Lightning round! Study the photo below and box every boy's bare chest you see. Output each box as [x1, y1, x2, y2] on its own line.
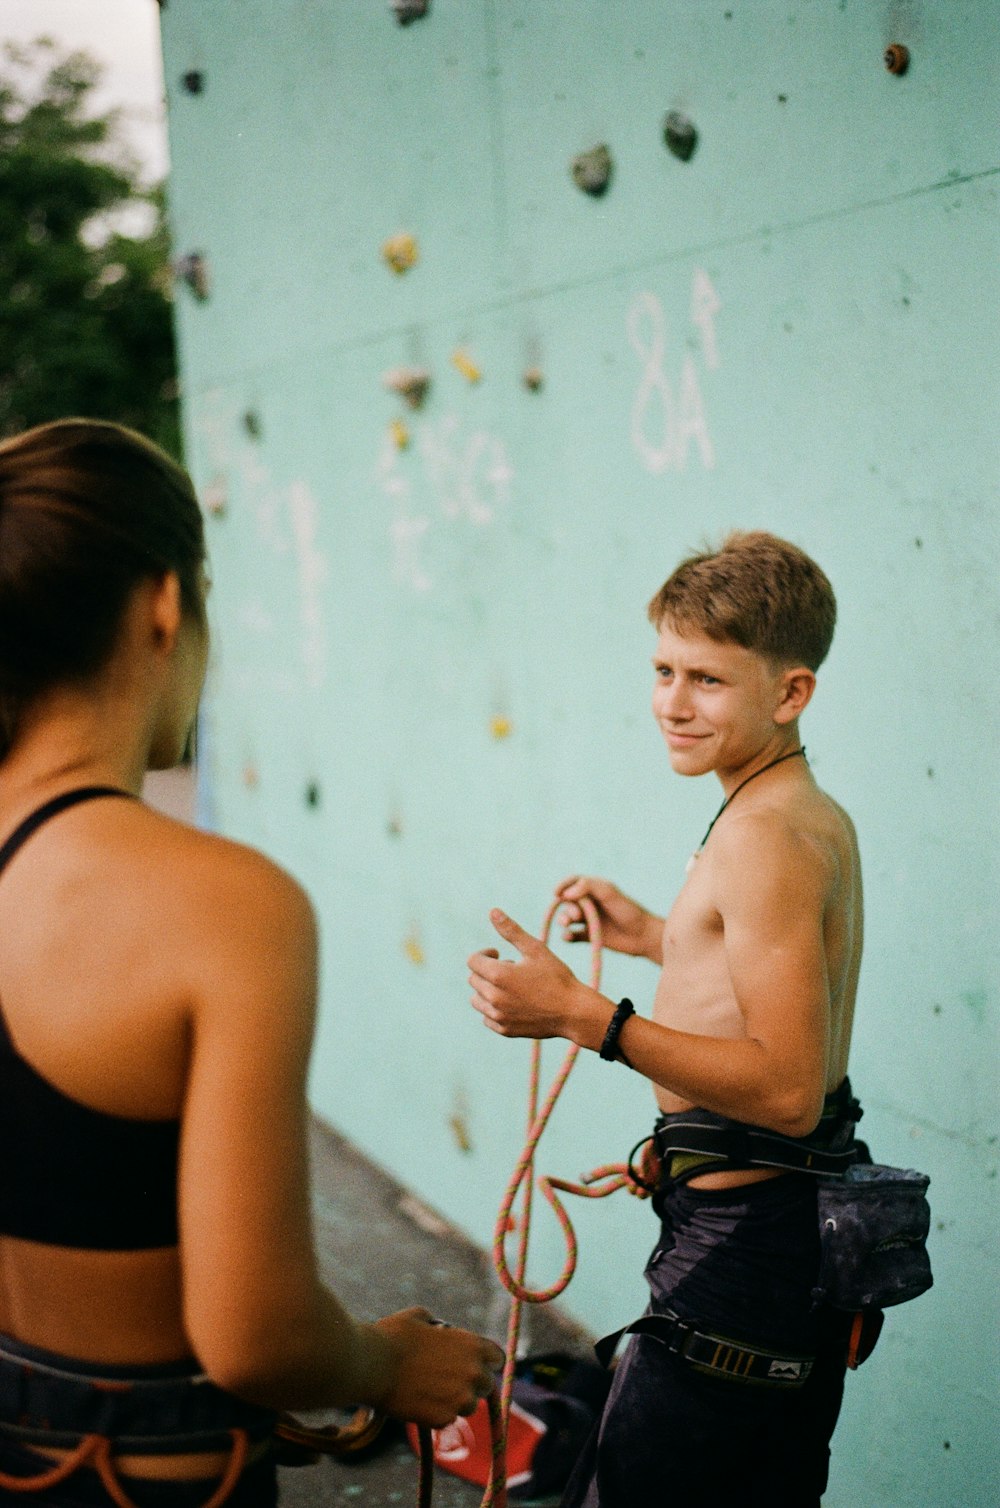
[653, 868, 743, 1037]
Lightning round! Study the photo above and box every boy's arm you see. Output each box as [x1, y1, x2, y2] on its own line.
[469, 815, 831, 1136]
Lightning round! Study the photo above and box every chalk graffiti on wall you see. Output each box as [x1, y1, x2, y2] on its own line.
[628, 267, 721, 475]
[375, 414, 514, 591]
[194, 391, 329, 688]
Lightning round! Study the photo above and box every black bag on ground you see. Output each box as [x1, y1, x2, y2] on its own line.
[509, 1352, 611, 1500]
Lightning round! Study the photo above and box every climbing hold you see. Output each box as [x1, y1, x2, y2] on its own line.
[490, 715, 513, 741]
[175, 251, 210, 301]
[383, 366, 432, 409]
[381, 233, 419, 274]
[522, 366, 544, 392]
[305, 781, 321, 809]
[242, 409, 262, 439]
[388, 418, 410, 450]
[242, 764, 259, 790]
[448, 1109, 473, 1154]
[202, 476, 228, 518]
[387, 811, 403, 838]
[663, 111, 698, 161]
[571, 144, 613, 196]
[181, 71, 204, 95]
[403, 929, 426, 966]
[390, 0, 430, 24]
[451, 348, 481, 383]
[884, 43, 910, 75]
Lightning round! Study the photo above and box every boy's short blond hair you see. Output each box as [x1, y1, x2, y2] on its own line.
[648, 531, 836, 671]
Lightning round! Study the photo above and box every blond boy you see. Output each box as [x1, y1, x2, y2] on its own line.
[469, 532, 862, 1506]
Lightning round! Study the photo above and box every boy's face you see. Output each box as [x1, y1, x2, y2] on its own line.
[651, 620, 796, 779]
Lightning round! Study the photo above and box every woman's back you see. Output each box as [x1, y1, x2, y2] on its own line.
[0, 787, 272, 1366]
[0, 420, 502, 1500]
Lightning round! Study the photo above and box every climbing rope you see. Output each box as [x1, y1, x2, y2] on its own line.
[280, 893, 647, 1506]
[276, 1379, 507, 1508]
[491, 896, 652, 1460]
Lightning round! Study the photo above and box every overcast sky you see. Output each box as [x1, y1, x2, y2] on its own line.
[0, 0, 168, 181]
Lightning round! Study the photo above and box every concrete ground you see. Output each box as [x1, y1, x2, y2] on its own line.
[278, 1119, 594, 1507]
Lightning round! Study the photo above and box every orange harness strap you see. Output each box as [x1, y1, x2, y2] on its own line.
[0, 1429, 249, 1508]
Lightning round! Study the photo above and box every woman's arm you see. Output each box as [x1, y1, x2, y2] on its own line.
[179, 840, 500, 1421]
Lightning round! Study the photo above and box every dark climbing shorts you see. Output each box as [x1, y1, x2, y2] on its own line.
[560, 1175, 849, 1508]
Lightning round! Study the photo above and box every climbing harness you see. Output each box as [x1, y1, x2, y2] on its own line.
[0, 1335, 273, 1508]
[0, 1340, 502, 1508]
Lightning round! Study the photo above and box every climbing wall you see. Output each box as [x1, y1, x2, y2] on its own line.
[160, 4, 998, 1503]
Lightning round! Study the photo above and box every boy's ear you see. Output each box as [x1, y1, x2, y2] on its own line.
[774, 665, 816, 724]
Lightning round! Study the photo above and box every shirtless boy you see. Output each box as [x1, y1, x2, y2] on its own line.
[468, 531, 863, 1507]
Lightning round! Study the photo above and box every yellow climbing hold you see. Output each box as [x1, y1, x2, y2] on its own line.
[403, 930, 426, 966]
[382, 233, 419, 274]
[451, 348, 482, 384]
[389, 417, 411, 450]
[490, 715, 513, 741]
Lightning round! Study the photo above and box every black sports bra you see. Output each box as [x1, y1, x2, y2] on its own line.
[0, 787, 180, 1250]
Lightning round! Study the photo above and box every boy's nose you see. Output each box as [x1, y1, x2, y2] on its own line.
[655, 681, 693, 720]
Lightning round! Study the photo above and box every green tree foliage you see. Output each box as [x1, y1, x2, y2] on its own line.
[0, 40, 181, 456]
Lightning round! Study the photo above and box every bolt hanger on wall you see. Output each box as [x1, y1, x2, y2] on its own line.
[571, 144, 613, 196]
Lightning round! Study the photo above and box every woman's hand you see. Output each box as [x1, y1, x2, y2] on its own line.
[372, 1308, 504, 1428]
[555, 876, 664, 963]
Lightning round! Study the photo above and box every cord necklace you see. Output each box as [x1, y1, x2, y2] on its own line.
[691, 746, 808, 863]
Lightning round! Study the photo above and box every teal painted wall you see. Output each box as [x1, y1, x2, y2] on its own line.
[160, 4, 998, 1502]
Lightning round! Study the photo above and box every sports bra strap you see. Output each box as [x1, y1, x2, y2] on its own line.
[0, 787, 134, 879]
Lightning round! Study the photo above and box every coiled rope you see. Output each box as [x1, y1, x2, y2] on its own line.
[280, 893, 650, 1506]
[491, 896, 651, 1456]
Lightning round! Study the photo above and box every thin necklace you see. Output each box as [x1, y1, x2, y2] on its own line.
[692, 746, 808, 858]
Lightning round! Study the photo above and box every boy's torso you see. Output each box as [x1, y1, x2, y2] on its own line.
[652, 780, 862, 1127]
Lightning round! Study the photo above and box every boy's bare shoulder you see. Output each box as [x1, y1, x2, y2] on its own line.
[707, 801, 838, 896]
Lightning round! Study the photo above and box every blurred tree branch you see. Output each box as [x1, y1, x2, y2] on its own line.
[0, 39, 181, 456]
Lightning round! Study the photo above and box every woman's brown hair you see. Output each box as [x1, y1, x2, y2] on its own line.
[0, 419, 205, 760]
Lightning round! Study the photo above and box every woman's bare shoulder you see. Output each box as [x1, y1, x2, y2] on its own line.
[103, 803, 318, 1000]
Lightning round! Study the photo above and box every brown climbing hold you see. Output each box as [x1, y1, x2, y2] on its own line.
[383, 366, 432, 409]
[571, 144, 613, 196]
[884, 43, 909, 75]
[663, 111, 698, 162]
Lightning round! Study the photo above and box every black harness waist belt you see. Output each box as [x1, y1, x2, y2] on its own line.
[653, 1079, 865, 1186]
[595, 1311, 815, 1388]
[0, 1334, 276, 1455]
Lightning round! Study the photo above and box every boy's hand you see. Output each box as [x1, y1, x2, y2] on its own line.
[373, 1308, 504, 1428]
[556, 876, 664, 964]
[468, 909, 601, 1041]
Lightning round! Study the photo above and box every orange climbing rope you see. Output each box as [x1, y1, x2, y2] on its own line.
[490, 896, 652, 1466]
[282, 896, 643, 1508]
